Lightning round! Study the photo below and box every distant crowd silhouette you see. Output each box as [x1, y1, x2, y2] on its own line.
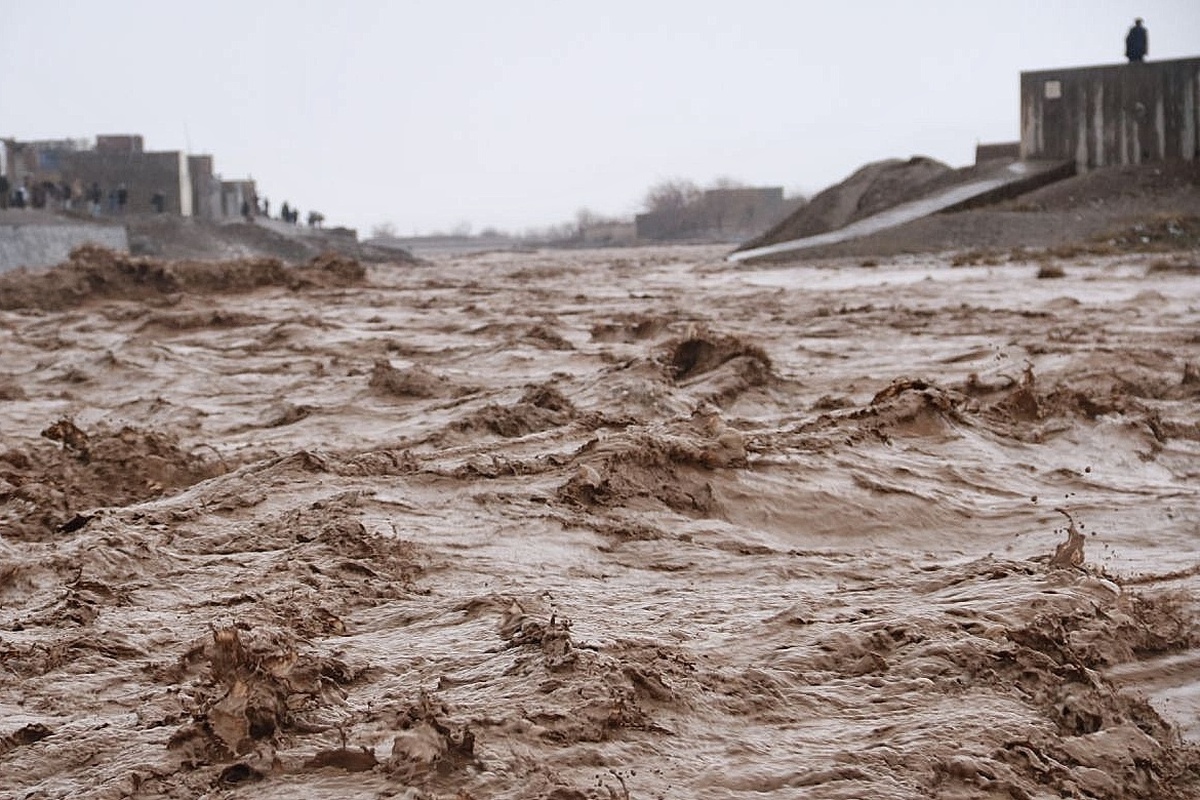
[242, 197, 323, 227]
[0, 175, 129, 214]
[1, 173, 324, 229]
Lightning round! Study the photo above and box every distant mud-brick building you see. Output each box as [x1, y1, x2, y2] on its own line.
[2, 134, 249, 220]
[1020, 56, 1200, 170]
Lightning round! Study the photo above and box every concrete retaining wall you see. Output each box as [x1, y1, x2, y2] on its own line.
[0, 222, 129, 272]
[1021, 56, 1200, 170]
[975, 142, 1021, 163]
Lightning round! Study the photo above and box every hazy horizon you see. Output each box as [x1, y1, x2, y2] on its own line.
[3, 1, 1197, 235]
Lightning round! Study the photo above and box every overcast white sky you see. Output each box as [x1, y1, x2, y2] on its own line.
[2, 1, 1197, 235]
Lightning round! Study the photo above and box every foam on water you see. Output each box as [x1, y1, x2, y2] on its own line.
[0, 245, 1197, 798]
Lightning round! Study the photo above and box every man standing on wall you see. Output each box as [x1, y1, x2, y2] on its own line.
[1125, 18, 1148, 63]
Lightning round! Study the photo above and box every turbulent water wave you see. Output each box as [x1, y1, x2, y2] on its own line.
[0, 245, 1198, 798]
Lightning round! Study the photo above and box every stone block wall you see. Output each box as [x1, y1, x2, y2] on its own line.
[0, 220, 129, 271]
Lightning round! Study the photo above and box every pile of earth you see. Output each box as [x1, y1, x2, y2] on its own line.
[0, 418, 229, 541]
[1010, 161, 1200, 213]
[740, 156, 953, 249]
[0, 245, 369, 311]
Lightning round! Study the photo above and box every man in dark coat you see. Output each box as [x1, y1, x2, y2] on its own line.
[1125, 18, 1148, 62]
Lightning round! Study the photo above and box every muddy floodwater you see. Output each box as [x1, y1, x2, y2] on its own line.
[1, 245, 1198, 799]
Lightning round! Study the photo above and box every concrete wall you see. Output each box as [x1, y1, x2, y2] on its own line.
[1021, 56, 1200, 169]
[0, 221, 129, 271]
[220, 180, 257, 218]
[95, 135, 144, 154]
[176, 152, 193, 217]
[189, 155, 222, 220]
[62, 150, 190, 215]
[975, 142, 1021, 163]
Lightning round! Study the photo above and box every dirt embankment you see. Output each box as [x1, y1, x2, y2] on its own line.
[0, 245, 368, 311]
[741, 157, 953, 250]
[742, 161, 1200, 263]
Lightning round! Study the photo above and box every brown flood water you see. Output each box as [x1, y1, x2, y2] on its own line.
[1, 245, 1198, 799]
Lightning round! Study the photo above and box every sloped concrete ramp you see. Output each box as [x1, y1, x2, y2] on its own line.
[729, 159, 1073, 263]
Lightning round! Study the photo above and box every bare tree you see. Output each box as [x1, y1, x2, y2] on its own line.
[575, 207, 598, 236]
[576, 206, 619, 238]
[371, 221, 399, 239]
[642, 178, 701, 213]
[708, 175, 748, 190]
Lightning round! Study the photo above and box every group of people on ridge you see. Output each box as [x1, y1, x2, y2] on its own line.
[0, 175, 128, 215]
[0, 173, 324, 227]
[239, 197, 323, 228]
